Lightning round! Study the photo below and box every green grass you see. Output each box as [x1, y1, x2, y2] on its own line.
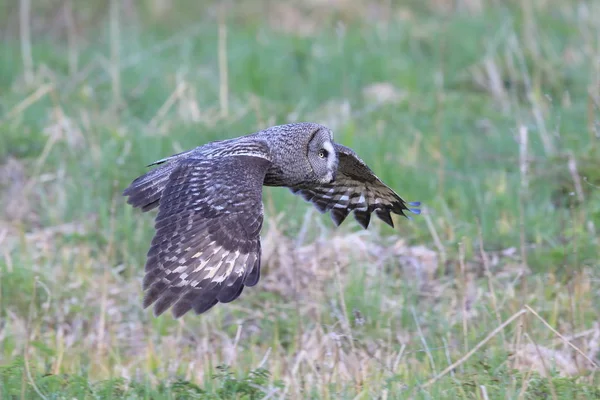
[1, 0, 599, 398]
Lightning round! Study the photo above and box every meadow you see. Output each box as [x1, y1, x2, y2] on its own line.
[1, 0, 599, 398]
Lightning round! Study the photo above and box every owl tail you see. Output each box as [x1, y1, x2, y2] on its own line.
[123, 162, 177, 212]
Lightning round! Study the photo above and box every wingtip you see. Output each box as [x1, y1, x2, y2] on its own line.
[375, 209, 395, 228]
[354, 210, 371, 229]
[330, 208, 349, 227]
[122, 185, 133, 197]
[142, 295, 154, 310]
[153, 307, 164, 317]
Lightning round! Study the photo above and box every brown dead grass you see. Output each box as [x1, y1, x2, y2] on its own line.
[5, 180, 596, 392]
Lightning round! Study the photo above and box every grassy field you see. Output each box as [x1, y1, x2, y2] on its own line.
[1, 0, 599, 398]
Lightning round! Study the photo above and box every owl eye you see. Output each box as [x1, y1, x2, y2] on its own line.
[318, 149, 328, 158]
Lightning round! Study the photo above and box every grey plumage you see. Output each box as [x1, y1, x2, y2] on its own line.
[123, 122, 420, 318]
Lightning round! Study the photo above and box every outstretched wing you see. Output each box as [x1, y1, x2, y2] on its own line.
[124, 152, 272, 318]
[290, 144, 420, 228]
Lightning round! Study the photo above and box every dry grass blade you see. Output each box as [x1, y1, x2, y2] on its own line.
[525, 305, 599, 370]
[147, 81, 187, 130]
[110, 0, 121, 106]
[24, 278, 49, 400]
[411, 306, 437, 375]
[567, 152, 585, 203]
[19, 0, 34, 85]
[477, 222, 505, 344]
[480, 384, 490, 400]
[422, 207, 446, 267]
[218, 8, 229, 118]
[526, 333, 559, 400]
[421, 308, 528, 389]
[1, 83, 54, 123]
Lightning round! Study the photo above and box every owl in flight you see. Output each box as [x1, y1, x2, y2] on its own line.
[123, 123, 420, 318]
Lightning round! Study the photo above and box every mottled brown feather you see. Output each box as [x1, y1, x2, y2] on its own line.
[127, 154, 271, 318]
[290, 143, 415, 228]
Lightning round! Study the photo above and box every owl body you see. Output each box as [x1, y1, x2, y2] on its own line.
[124, 122, 419, 318]
[153, 123, 335, 188]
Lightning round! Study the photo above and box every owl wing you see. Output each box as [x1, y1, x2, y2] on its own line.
[125, 151, 272, 318]
[290, 144, 420, 229]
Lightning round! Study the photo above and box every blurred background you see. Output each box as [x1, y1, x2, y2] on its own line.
[1, 0, 599, 398]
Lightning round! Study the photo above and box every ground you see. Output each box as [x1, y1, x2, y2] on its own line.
[0, 0, 599, 399]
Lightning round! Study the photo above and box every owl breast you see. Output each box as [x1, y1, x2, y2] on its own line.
[263, 162, 315, 187]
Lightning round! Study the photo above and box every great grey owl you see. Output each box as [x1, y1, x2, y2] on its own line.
[123, 122, 420, 318]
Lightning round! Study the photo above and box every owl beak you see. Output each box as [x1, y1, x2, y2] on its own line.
[330, 170, 337, 183]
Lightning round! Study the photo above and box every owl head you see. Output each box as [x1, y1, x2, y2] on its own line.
[307, 126, 338, 184]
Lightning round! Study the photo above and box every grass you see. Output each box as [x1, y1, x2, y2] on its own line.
[1, 0, 599, 398]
